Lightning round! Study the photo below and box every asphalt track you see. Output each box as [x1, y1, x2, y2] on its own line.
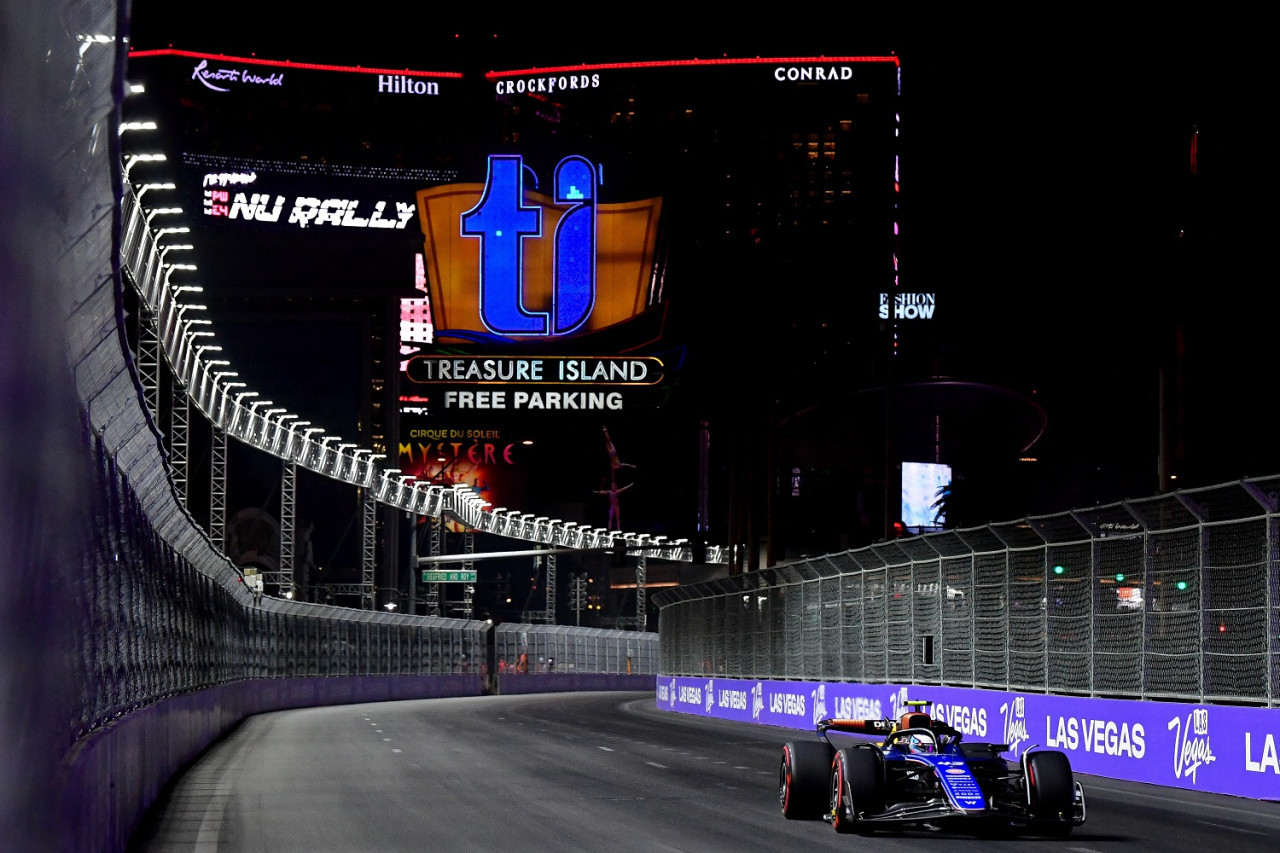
[128, 691, 1280, 852]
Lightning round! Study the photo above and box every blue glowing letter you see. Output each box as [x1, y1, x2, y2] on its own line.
[552, 156, 596, 334]
[462, 155, 546, 335]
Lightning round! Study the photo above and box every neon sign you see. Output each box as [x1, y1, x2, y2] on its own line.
[202, 185, 415, 230]
[462, 154, 597, 337]
[191, 59, 283, 92]
[878, 292, 937, 320]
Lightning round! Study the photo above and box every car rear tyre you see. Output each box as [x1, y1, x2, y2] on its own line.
[1026, 750, 1074, 832]
[779, 741, 832, 820]
[830, 748, 882, 834]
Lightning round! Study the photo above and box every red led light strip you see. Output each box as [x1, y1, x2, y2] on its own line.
[486, 55, 899, 79]
[126, 49, 897, 80]
[126, 48, 464, 78]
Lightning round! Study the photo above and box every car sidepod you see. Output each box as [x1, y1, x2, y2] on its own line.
[918, 755, 987, 812]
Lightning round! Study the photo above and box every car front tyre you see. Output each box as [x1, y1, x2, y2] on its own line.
[830, 748, 881, 834]
[779, 741, 832, 820]
[1026, 750, 1075, 835]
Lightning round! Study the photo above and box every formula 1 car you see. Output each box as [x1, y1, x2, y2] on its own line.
[779, 699, 1085, 836]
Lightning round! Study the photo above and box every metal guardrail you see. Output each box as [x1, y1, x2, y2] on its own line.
[654, 478, 1279, 707]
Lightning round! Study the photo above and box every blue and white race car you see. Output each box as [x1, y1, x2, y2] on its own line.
[779, 699, 1086, 836]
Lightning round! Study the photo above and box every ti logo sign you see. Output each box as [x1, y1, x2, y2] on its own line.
[463, 154, 596, 337]
[416, 155, 661, 345]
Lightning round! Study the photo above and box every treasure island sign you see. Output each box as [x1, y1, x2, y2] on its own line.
[405, 153, 670, 413]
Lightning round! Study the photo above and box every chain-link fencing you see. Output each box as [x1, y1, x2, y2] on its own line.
[72, 424, 495, 737]
[495, 624, 659, 675]
[654, 480, 1279, 706]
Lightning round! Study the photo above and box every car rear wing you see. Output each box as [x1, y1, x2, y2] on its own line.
[816, 718, 895, 737]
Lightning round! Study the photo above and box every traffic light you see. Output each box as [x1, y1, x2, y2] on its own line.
[1053, 565, 1066, 576]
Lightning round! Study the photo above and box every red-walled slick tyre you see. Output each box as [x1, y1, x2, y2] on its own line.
[779, 741, 832, 820]
[830, 747, 883, 834]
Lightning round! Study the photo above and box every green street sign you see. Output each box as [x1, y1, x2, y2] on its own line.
[421, 570, 477, 583]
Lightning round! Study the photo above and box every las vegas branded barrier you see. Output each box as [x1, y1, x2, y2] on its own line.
[655, 677, 1280, 801]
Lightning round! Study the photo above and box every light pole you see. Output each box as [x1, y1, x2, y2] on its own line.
[246, 400, 274, 438]
[157, 243, 193, 262]
[160, 299, 197, 340]
[228, 390, 258, 432]
[335, 443, 356, 478]
[163, 263, 198, 296]
[192, 344, 221, 362]
[200, 368, 232, 412]
[183, 343, 221, 386]
[318, 435, 342, 471]
[396, 474, 417, 502]
[283, 420, 310, 457]
[215, 381, 245, 424]
[135, 182, 176, 202]
[176, 329, 215, 379]
[123, 152, 165, 178]
[199, 365, 232, 411]
[119, 120, 158, 135]
[168, 310, 210, 354]
[349, 447, 372, 480]
[145, 206, 183, 224]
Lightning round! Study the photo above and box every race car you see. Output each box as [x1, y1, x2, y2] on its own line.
[779, 699, 1086, 836]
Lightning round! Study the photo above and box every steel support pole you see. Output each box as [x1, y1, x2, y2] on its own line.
[210, 426, 227, 550]
[279, 460, 296, 599]
[361, 488, 376, 610]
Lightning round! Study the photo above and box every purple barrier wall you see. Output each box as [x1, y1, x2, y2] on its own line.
[656, 676, 1280, 801]
[59, 675, 484, 853]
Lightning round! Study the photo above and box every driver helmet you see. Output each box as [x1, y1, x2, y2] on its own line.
[908, 734, 935, 754]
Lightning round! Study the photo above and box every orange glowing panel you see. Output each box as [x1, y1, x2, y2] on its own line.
[416, 183, 662, 343]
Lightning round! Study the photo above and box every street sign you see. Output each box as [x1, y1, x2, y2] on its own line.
[422, 570, 477, 583]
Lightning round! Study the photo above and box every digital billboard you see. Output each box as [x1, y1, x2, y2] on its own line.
[901, 460, 951, 530]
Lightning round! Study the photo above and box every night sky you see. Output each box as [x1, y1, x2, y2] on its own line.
[122, 7, 1265, 523]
